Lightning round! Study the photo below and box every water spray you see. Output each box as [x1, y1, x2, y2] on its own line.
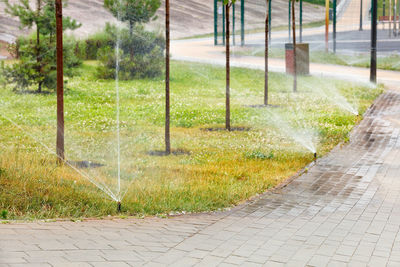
[117, 201, 121, 212]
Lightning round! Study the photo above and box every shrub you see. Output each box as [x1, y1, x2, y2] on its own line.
[1, 35, 82, 92]
[95, 24, 164, 80]
[1, 210, 8, 220]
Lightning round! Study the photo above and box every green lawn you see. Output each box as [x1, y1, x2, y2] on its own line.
[0, 60, 382, 220]
[234, 47, 400, 71]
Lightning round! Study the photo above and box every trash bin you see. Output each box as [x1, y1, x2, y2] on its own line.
[285, 43, 309, 76]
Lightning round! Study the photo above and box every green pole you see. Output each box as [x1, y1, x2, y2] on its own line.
[223, 0, 226, 46]
[300, 0, 303, 42]
[214, 0, 218, 45]
[241, 0, 245, 46]
[288, 0, 291, 42]
[269, 0, 272, 44]
[333, 0, 337, 52]
[233, 3, 236, 46]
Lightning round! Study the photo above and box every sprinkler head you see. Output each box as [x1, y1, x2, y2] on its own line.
[314, 152, 317, 161]
[117, 201, 121, 212]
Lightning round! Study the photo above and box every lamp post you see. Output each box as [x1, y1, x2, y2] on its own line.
[56, 0, 64, 164]
[370, 0, 377, 83]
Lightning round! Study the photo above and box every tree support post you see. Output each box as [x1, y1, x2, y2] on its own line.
[56, 0, 64, 165]
[165, 0, 171, 154]
[370, 0, 377, 83]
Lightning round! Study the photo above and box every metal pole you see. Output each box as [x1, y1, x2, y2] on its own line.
[300, 0, 303, 43]
[389, 0, 392, 37]
[398, 0, 400, 35]
[325, 0, 329, 52]
[333, 0, 337, 53]
[383, 0, 386, 16]
[223, 0, 226, 45]
[370, 0, 377, 83]
[241, 0, 245, 46]
[214, 0, 218, 45]
[165, 0, 171, 154]
[268, 0, 272, 44]
[360, 0, 363, 30]
[395, 0, 398, 36]
[292, 0, 297, 92]
[226, 3, 231, 131]
[289, 0, 291, 42]
[56, 0, 64, 164]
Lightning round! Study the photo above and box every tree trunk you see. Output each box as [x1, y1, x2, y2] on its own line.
[292, 0, 297, 92]
[36, 0, 41, 93]
[56, 0, 65, 164]
[226, 3, 231, 131]
[165, 0, 171, 154]
[264, 0, 269, 106]
[129, 21, 134, 60]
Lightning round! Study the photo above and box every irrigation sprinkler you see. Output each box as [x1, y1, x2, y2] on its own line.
[117, 201, 122, 212]
[314, 152, 317, 161]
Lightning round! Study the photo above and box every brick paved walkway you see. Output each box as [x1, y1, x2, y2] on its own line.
[2, 89, 400, 266]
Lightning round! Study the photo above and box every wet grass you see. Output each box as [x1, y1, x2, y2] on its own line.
[0, 60, 383, 220]
[234, 47, 400, 71]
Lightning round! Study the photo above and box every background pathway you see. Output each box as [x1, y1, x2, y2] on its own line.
[2, 86, 400, 266]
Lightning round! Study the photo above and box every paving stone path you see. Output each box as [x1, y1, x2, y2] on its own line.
[2, 89, 400, 266]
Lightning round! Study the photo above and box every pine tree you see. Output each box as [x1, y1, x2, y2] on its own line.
[2, 0, 80, 92]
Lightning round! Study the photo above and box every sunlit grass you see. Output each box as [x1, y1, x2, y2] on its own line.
[0, 60, 383, 220]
